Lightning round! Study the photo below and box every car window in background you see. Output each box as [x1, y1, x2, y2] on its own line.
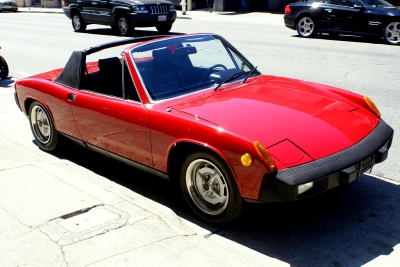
[362, 0, 392, 7]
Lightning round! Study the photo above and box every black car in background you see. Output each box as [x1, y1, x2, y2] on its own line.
[284, 0, 400, 45]
[62, 0, 177, 35]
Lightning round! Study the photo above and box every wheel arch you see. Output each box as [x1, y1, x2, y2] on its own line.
[69, 7, 82, 18]
[112, 6, 132, 23]
[166, 140, 236, 186]
[24, 97, 57, 130]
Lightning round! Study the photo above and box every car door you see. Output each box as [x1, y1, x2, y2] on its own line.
[68, 58, 152, 166]
[321, 0, 366, 33]
[91, 0, 113, 23]
[78, 0, 94, 22]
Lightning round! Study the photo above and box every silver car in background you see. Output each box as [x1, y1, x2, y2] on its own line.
[0, 0, 18, 12]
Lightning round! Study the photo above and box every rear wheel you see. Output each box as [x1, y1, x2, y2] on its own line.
[180, 152, 243, 224]
[116, 15, 133, 36]
[29, 101, 59, 151]
[72, 13, 86, 32]
[0, 56, 8, 79]
[384, 22, 400, 45]
[297, 16, 317, 38]
[156, 24, 172, 34]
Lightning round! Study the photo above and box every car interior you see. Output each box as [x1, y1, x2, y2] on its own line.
[134, 46, 228, 100]
[84, 57, 140, 102]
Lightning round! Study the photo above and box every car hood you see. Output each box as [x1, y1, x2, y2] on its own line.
[169, 76, 378, 161]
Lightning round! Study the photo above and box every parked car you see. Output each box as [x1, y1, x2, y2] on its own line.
[0, 46, 9, 79]
[0, 0, 18, 12]
[14, 34, 394, 223]
[284, 0, 400, 45]
[61, 0, 176, 35]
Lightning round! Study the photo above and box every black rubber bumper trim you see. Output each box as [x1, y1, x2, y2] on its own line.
[14, 92, 21, 111]
[276, 119, 394, 186]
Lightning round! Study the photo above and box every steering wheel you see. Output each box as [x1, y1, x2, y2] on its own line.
[199, 64, 228, 83]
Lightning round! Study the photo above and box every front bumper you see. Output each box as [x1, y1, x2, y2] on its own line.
[128, 11, 177, 27]
[0, 5, 18, 11]
[255, 119, 394, 203]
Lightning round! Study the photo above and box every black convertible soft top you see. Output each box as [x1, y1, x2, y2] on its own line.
[53, 36, 168, 89]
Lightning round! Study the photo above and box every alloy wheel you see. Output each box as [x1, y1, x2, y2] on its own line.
[385, 22, 400, 45]
[30, 105, 52, 144]
[185, 159, 229, 215]
[298, 17, 315, 37]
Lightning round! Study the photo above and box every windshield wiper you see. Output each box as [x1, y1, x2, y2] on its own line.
[213, 71, 245, 91]
[242, 66, 258, 84]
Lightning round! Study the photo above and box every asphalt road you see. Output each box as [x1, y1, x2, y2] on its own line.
[1, 11, 399, 267]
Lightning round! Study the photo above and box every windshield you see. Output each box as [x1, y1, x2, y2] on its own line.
[130, 34, 259, 101]
[361, 0, 392, 7]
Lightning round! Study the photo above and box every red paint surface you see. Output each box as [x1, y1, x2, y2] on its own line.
[14, 48, 380, 200]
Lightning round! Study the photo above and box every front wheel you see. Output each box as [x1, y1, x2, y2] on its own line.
[180, 152, 243, 224]
[156, 24, 172, 34]
[116, 15, 133, 36]
[297, 16, 317, 38]
[384, 22, 400, 45]
[29, 101, 59, 151]
[0, 56, 9, 79]
[72, 14, 86, 32]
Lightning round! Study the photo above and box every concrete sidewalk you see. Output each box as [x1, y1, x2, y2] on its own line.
[0, 80, 289, 266]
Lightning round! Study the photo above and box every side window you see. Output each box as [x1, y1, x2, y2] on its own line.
[122, 59, 140, 102]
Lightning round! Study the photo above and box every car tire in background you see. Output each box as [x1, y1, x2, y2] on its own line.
[180, 151, 243, 224]
[115, 15, 133, 36]
[29, 101, 59, 152]
[0, 56, 9, 79]
[71, 13, 87, 32]
[297, 15, 317, 38]
[156, 24, 172, 34]
[383, 22, 400, 45]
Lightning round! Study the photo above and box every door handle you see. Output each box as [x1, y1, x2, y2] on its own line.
[68, 93, 76, 102]
[325, 8, 332, 12]
[92, 2, 97, 4]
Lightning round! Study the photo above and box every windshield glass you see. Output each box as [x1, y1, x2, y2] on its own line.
[130, 34, 258, 101]
[361, 0, 392, 7]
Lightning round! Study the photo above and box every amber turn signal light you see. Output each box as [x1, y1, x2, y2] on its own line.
[364, 96, 381, 118]
[241, 153, 253, 167]
[254, 141, 276, 172]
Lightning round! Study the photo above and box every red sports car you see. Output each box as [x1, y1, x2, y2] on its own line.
[14, 34, 394, 224]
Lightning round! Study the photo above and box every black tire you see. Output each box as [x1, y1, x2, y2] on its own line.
[383, 22, 400, 45]
[29, 101, 59, 151]
[116, 15, 133, 36]
[156, 24, 172, 34]
[72, 13, 87, 32]
[297, 16, 317, 38]
[0, 56, 9, 79]
[180, 152, 243, 224]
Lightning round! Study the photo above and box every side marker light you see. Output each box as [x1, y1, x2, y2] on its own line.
[241, 153, 253, 167]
